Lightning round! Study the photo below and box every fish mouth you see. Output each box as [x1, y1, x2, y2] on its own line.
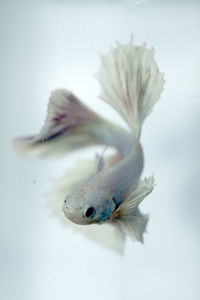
[62, 203, 81, 224]
[88, 219, 98, 224]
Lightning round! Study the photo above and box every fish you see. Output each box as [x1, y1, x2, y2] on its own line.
[14, 36, 164, 247]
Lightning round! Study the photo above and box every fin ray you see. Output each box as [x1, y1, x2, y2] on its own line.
[112, 176, 154, 242]
[95, 146, 108, 172]
[95, 37, 165, 137]
[113, 175, 154, 218]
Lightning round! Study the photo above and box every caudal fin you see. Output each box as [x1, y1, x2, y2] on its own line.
[14, 37, 164, 156]
[95, 36, 165, 138]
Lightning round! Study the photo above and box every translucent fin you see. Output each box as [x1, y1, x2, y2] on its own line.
[48, 159, 125, 254]
[14, 89, 105, 157]
[95, 146, 107, 172]
[113, 176, 154, 218]
[118, 209, 149, 243]
[112, 176, 154, 242]
[95, 36, 165, 138]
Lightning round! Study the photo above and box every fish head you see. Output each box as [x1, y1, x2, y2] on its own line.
[62, 188, 115, 225]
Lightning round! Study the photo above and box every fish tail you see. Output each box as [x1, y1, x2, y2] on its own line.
[95, 35, 165, 139]
[14, 89, 128, 157]
[14, 37, 164, 157]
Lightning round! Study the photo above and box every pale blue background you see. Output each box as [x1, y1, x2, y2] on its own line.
[0, 0, 199, 299]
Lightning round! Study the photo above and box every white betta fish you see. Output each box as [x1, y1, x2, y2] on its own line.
[15, 36, 164, 246]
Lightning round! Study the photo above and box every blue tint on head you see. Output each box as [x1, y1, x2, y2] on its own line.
[99, 199, 114, 222]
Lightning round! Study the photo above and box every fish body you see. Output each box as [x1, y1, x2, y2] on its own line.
[64, 143, 143, 225]
[15, 36, 164, 243]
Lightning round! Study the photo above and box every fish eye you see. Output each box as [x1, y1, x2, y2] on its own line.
[64, 195, 71, 204]
[85, 206, 95, 218]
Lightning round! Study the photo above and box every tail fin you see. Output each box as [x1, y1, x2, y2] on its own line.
[95, 36, 165, 138]
[14, 37, 164, 157]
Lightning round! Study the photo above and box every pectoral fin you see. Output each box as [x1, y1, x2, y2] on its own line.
[113, 176, 154, 242]
[113, 176, 154, 219]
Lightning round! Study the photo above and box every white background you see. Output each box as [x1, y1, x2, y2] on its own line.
[0, 0, 199, 299]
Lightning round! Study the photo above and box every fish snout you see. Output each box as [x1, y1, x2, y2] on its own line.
[62, 201, 76, 223]
[62, 195, 74, 220]
[62, 197, 87, 225]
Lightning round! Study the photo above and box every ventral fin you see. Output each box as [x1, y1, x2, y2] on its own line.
[95, 146, 108, 172]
